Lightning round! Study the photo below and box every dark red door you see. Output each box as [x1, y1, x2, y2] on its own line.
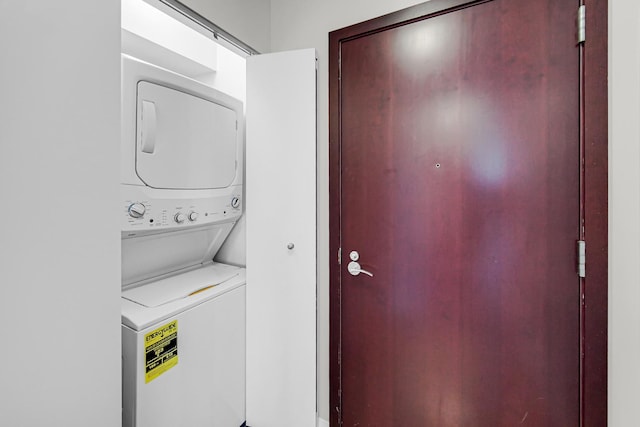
[331, 0, 581, 425]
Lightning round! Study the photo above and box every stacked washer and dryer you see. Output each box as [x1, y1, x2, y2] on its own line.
[120, 54, 247, 427]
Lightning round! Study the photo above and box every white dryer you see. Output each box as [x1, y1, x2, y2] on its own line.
[120, 54, 246, 427]
[120, 54, 244, 286]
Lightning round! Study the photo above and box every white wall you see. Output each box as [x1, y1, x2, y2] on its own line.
[0, 2, 121, 427]
[123, 0, 246, 101]
[208, 45, 248, 267]
[609, 0, 640, 425]
[180, 0, 271, 53]
[209, 44, 249, 267]
[123, 0, 218, 75]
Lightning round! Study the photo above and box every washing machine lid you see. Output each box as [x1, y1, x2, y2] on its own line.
[122, 262, 240, 308]
[122, 263, 246, 331]
[135, 80, 239, 190]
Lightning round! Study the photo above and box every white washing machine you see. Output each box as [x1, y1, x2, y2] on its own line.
[122, 263, 246, 427]
[120, 52, 246, 427]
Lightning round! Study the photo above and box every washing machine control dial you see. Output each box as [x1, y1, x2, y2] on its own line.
[231, 197, 241, 209]
[128, 203, 146, 219]
[174, 212, 187, 224]
[188, 211, 199, 222]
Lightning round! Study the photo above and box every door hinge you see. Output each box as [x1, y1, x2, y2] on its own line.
[577, 240, 586, 278]
[576, 5, 586, 45]
[338, 247, 342, 264]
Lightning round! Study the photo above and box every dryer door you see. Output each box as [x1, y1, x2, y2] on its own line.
[135, 81, 238, 189]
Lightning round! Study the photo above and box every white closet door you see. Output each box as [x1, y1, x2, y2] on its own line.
[246, 49, 317, 427]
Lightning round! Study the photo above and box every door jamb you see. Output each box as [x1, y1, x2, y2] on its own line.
[328, 0, 608, 426]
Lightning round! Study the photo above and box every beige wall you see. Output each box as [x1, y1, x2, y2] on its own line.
[180, 0, 271, 53]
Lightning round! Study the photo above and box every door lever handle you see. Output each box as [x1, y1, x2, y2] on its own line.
[348, 261, 373, 277]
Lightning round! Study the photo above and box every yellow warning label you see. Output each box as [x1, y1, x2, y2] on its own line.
[145, 320, 178, 383]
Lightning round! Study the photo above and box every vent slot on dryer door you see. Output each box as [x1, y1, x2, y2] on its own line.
[135, 81, 238, 190]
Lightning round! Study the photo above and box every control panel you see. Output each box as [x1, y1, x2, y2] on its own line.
[122, 186, 242, 236]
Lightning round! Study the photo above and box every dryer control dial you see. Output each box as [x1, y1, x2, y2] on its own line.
[231, 197, 241, 209]
[174, 212, 187, 224]
[128, 203, 146, 219]
[188, 211, 199, 222]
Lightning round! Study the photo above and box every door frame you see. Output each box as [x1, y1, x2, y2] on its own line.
[328, 0, 608, 425]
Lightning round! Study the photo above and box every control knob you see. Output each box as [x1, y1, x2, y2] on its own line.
[174, 212, 187, 224]
[231, 197, 241, 209]
[128, 203, 146, 219]
[188, 211, 199, 222]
